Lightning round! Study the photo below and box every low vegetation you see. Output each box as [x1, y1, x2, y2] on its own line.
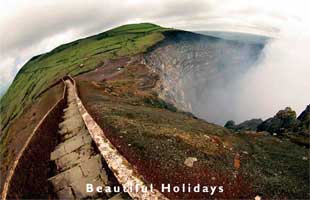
[77, 60, 309, 199]
[0, 23, 171, 138]
[0, 23, 171, 189]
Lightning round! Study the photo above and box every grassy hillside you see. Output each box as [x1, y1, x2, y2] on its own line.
[0, 23, 171, 137]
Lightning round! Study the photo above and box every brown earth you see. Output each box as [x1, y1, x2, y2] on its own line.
[6, 89, 67, 199]
[76, 56, 254, 199]
[0, 82, 64, 193]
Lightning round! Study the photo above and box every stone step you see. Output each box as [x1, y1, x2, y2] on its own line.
[63, 109, 80, 119]
[49, 155, 108, 199]
[51, 131, 92, 160]
[61, 128, 89, 141]
[54, 144, 94, 172]
[59, 116, 84, 130]
[109, 192, 128, 200]
[49, 164, 84, 192]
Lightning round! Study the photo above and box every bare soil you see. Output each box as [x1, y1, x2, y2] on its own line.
[76, 56, 309, 199]
[0, 83, 64, 194]
[76, 57, 253, 199]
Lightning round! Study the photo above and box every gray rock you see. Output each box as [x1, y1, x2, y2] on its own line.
[184, 157, 198, 167]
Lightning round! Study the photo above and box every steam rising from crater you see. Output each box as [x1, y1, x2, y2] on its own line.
[196, 17, 310, 124]
[196, 2, 310, 124]
[146, 18, 310, 125]
[220, 23, 310, 124]
[189, 36, 309, 124]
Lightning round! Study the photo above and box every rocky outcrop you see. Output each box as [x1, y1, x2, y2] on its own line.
[224, 120, 236, 130]
[225, 106, 309, 137]
[225, 119, 263, 132]
[257, 107, 299, 134]
[298, 105, 310, 121]
[297, 105, 310, 136]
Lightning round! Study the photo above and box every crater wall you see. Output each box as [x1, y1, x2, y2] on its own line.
[144, 31, 265, 124]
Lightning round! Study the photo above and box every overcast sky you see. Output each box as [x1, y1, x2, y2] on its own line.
[0, 0, 308, 95]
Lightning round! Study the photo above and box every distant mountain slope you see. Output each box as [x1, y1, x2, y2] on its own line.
[0, 23, 171, 136]
[197, 31, 270, 44]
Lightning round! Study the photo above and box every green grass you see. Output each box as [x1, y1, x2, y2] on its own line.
[0, 23, 171, 138]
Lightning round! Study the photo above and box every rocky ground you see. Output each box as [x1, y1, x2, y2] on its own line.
[76, 56, 309, 199]
[225, 106, 310, 147]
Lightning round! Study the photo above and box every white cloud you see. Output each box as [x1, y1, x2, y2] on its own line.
[0, 0, 309, 121]
[179, 0, 310, 123]
[0, 57, 15, 91]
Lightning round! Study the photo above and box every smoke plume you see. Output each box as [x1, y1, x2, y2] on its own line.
[188, 10, 310, 125]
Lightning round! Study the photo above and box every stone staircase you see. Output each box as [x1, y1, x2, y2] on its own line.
[48, 80, 128, 199]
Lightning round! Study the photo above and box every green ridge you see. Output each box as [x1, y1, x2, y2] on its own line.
[0, 23, 171, 137]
